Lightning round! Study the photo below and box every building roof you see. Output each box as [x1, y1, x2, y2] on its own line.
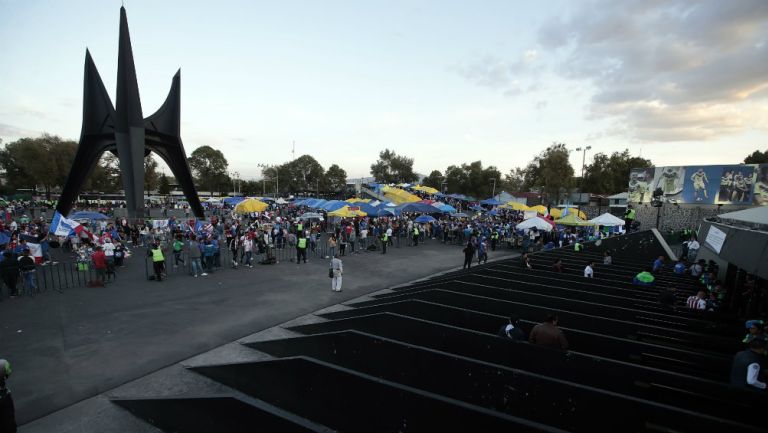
[718, 207, 768, 226]
[607, 192, 628, 200]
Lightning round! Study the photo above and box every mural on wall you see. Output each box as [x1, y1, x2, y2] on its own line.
[628, 168, 655, 203]
[629, 164, 766, 205]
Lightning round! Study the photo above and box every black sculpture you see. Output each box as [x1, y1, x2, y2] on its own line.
[57, 7, 205, 219]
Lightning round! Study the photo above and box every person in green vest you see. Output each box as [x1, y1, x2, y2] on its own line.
[412, 225, 420, 246]
[172, 236, 185, 268]
[573, 240, 583, 252]
[147, 241, 165, 282]
[296, 235, 308, 264]
[633, 267, 655, 286]
[490, 230, 499, 251]
[381, 231, 388, 254]
[624, 205, 636, 232]
[296, 221, 303, 235]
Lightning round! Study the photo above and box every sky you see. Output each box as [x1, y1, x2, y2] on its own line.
[1, 0, 767, 181]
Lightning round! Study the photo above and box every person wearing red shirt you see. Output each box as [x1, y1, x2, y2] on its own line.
[91, 246, 107, 284]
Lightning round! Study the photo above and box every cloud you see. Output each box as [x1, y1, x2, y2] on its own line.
[539, 0, 768, 141]
[454, 50, 542, 97]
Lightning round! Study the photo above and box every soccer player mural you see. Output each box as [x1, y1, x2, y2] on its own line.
[752, 165, 768, 206]
[716, 165, 756, 204]
[628, 168, 654, 203]
[653, 166, 685, 200]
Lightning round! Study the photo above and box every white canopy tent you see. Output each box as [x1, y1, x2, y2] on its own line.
[589, 212, 626, 227]
[516, 216, 554, 232]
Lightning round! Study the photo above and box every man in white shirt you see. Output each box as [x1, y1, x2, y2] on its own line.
[687, 239, 700, 261]
[686, 291, 707, 310]
[731, 337, 767, 390]
[584, 261, 595, 278]
[330, 254, 343, 292]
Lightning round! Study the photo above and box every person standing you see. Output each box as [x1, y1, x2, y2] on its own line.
[330, 254, 343, 292]
[380, 230, 388, 254]
[172, 236, 185, 268]
[687, 238, 700, 261]
[202, 239, 216, 274]
[296, 235, 308, 264]
[91, 246, 107, 284]
[0, 252, 19, 298]
[18, 249, 37, 296]
[412, 225, 420, 246]
[624, 205, 636, 232]
[462, 240, 475, 269]
[148, 241, 165, 282]
[529, 313, 569, 350]
[241, 234, 253, 268]
[188, 236, 204, 277]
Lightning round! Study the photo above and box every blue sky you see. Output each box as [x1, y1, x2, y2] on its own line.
[1, 0, 766, 180]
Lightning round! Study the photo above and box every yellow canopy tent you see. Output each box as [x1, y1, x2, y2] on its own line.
[528, 205, 548, 214]
[234, 198, 268, 214]
[345, 197, 371, 203]
[502, 201, 529, 211]
[328, 206, 367, 217]
[554, 213, 594, 226]
[549, 208, 563, 218]
[381, 186, 420, 204]
[413, 185, 439, 194]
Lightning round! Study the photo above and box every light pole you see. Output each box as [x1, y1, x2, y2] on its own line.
[490, 179, 496, 199]
[257, 164, 279, 198]
[231, 171, 239, 196]
[574, 146, 591, 208]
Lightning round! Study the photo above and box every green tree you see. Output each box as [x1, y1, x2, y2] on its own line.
[0, 134, 78, 198]
[144, 154, 160, 192]
[158, 173, 171, 196]
[324, 164, 347, 193]
[503, 167, 526, 192]
[268, 155, 325, 194]
[444, 165, 468, 195]
[422, 170, 444, 190]
[582, 149, 652, 194]
[370, 149, 418, 184]
[441, 162, 501, 198]
[187, 145, 229, 194]
[744, 149, 768, 164]
[525, 143, 574, 205]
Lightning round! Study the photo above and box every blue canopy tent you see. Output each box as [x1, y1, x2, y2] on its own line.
[450, 212, 469, 218]
[307, 199, 328, 209]
[434, 203, 457, 213]
[223, 197, 245, 205]
[373, 208, 396, 217]
[321, 201, 347, 211]
[68, 211, 109, 220]
[414, 215, 436, 224]
[488, 209, 500, 216]
[480, 198, 503, 206]
[469, 205, 485, 212]
[397, 202, 440, 213]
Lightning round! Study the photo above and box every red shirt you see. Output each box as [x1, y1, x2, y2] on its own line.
[92, 250, 107, 269]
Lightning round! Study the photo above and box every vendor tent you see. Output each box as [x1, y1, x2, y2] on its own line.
[234, 199, 268, 214]
[554, 213, 594, 226]
[589, 212, 626, 227]
[502, 201, 529, 211]
[414, 215, 436, 224]
[516, 216, 554, 232]
[397, 202, 440, 213]
[327, 206, 367, 218]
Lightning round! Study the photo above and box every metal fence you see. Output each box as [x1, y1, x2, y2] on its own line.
[0, 260, 114, 300]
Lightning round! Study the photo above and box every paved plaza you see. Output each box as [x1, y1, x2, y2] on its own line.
[0, 241, 517, 427]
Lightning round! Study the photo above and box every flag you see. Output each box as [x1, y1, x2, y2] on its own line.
[26, 242, 43, 264]
[152, 219, 169, 229]
[49, 211, 81, 237]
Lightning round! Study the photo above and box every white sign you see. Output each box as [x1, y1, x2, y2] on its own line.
[705, 225, 727, 254]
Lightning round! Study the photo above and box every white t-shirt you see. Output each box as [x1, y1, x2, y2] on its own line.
[103, 242, 115, 257]
[688, 240, 700, 250]
[584, 265, 594, 278]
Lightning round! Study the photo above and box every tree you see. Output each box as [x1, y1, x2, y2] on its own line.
[370, 149, 418, 184]
[744, 149, 768, 164]
[187, 145, 229, 194]
[582, 149, 652, 194]
[502, 167, 528, 192]
[524, 143, 574, 204]
[0, 134, 78, 198]
[267, 155, 325, 194]
[158, 174, 171, 196]
[441, 162, 501, 198]
[422, 170, 444, 190]
[324, 164, 347, 193]
[144, 154, 160, 192]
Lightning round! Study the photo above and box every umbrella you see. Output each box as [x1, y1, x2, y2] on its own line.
[516, 216, 555, 232]
[414, 215, 436, 224]
[68, 211, 109, 220]
[433, 203, 457, 213]
[327, 206, 367, 217]
[234, 198, 268, 214]
[589, 212, 625, 227]
[298, 212, 324, 220]
[502, 201, 529, 211]
[450, 212, 469, 218]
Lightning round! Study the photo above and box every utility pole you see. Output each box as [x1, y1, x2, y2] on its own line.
[257, 163, 279, 198]
[490, 179, 496, 199]
[574, 146, 591, 209]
